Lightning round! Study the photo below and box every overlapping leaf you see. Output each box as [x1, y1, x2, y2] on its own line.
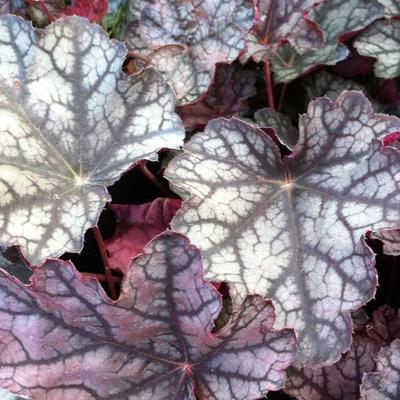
[105, 198, 182, 272]
[360, 339, 400, 399]
[271, 0, 384, 82]
[0, 16, 184, 264]
[370, 229, 400, 255]
[0, 232, 296, 400]
[285, 336, 380, 400]
[285, 306, 400, 399]
[0, 246, 32, 284]
[0, 0, 10, 14]
[355, 20, 400, 79]
[254, 107, 299, 149]
[178, 63, 257, 129]
[126, 0, 254, 104]
[244, 0, 323, 63]
[165, 91, 400, 366]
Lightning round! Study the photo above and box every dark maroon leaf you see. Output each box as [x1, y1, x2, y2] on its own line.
[105, 198, 182, 272]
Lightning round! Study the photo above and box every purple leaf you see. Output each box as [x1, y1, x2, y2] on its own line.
[177, 63, 257, 129]
[105, 198, 182, 273]
[360, 339, 400, 399]
[165, 91, 400, 366]
[0, 232, 296, 399]
[0, 15, 184, 264]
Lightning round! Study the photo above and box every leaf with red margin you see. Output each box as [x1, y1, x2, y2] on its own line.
[177, 63, 257, 130]
[165, 91, 400, 366]
[360, 339, 400, 399]
[0, 232, 296, 400]
[0, 16, 184, 264]
[127, 0, 254, 104]
[105, 198, 182, 273]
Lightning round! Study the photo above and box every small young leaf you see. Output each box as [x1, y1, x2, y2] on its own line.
[0, 232, 296, 399]
[165, 91, 400, 365]
[105, 198, 182, 272]
[360, 339, 400, 399]
[128, 0, 254, 104]
[0, 16, 184, 264]
[354, 20, 400, 79]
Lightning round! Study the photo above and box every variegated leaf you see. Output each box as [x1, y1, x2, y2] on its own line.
[355, 20, 400, 79]
[165, 91, 400, 366]
[271, 0, 384, 82]
[285, 336, 380, 400]
[130, 0, 254, 104]
[378, 0, 400, 17]
[303, 70, 384, 112]
[360, 339, 400, 399]
[0, 16, 184, 264]
[0, 232, 296, 400]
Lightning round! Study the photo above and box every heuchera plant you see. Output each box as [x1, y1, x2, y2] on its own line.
[0, 1, 400, 399]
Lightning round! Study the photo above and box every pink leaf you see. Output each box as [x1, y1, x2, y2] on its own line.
[60, 0, 108, 23]
[0, 232, 296, 400]
[105, 198, 182, 273]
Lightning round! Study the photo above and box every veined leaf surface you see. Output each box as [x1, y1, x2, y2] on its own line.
[165, 91, 400, 365]
[0, 16, 184, 264]
[0, 232, 296, 400]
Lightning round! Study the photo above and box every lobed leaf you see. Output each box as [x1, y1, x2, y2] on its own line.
[360, 339, 400, 399]
[165, 91, 400, 366]
[354, 20, 400, 79]
[271, 0, 384, 82]
[127, 0, 254, 104]
[0, 15, 184, 264]
[0, 232, 296, 400]
[105, 198, 182, 273]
